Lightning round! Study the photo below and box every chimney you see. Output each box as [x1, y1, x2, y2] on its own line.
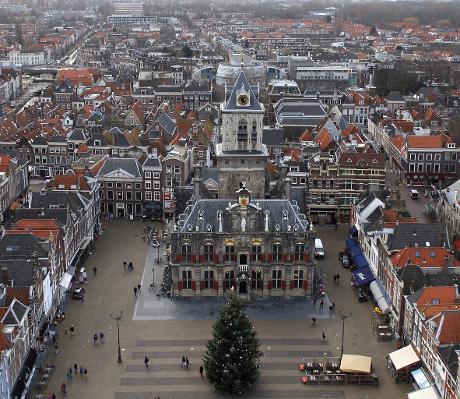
[284, 177, 291, 201]
[193, 177, 201, 200]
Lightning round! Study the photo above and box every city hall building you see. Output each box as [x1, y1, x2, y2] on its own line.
[170, 185, 316, 299]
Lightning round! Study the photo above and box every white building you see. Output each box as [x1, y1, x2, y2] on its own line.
[8, 49, 50, 66]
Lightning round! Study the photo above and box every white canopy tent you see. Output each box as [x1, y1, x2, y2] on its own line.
[388, 345, 420, 371]
[340, 354, 372, 374]
[407, 386, 441, 399]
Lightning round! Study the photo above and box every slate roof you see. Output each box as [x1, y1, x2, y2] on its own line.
[156, 113, 177, 137]
[31, 136, 48, 146]
[386, 91, 406, 102]
[184, 80, 211, 92]
[87, 133, 108, 147]
[2, 298, 28, 325]
[14, 208, 68, 227]
[68, 128, 88, 141]
[200, 167, 219, 184]
[223, 71, 264, 112]
[262, 128, 284, 146]
[177, 198, 309, 234]
[386, 223, 449, 251]
[48, 136, 66, 143]
[0, 233, 48, 259]
[30, 192, 87, 214]
[96, 157, 142, 178]
[142, 156, 161, 168]
[438, 344, 460, 378]
[0, 260, 38, 287]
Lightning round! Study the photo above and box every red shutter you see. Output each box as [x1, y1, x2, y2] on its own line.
[290, 280, 294, 289]
[214, 280, 218, 290]
[302, 280, 308, 289]
[200, 281, 205, 290]
[303, 253, 309, 262]
[213, 254, 219, 263]
[282, 254, 288, 262]
[290, 254, 295, 262]
[199, 255, 205, 263]
[268, 254, 273, 262]
[191, 254, 197, 263]
[176, 254, 182, 263]
[260, 254, 265, 263]
[268, 280, 273, 289]
[191, 281, 196, 290]
[281, 280, 286, 289]
[178, 281, 183, 290]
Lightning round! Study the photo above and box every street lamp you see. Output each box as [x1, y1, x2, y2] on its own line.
[152, 267, 155, 285]
[110, 311, 123, 363]
[338, 310, 352, 358]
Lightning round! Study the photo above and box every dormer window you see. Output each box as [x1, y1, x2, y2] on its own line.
[94, 140, 100, 146]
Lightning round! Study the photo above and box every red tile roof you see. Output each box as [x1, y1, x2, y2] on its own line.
[314, 128, 333, 151]
[436, 310, 460, 344]
[416, 286, 458, 307]
[407, 135, 444, 149]
[391, 247, 453, 268]
[6, 287, 30, 306]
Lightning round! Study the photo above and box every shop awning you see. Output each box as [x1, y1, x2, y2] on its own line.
[59, 266, 76, 289]
[352, 254, 368, 269]
[370, 280, 391, 314]
[388, 345, 420, 371]
[345, 238, 359, 250]
[411, 368, 431, 389]
[80, 237, 92, 251]
[350, 246, 363, 258]
[352, 267, 375, 286]
[340, 354, 372, 374]
[407, 386, 440, 399]
[349, 225, 358, 237]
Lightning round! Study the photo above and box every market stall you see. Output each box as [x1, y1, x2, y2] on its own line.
[387, 345, 421, 382]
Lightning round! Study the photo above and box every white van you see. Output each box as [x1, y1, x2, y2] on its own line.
[315, 238, 325, 259]
[410, 189, 419, 200]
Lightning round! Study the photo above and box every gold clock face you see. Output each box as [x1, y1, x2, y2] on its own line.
[238, 94, 249, 106]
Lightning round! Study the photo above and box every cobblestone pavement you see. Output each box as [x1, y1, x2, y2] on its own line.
[28, 220, 410, 399]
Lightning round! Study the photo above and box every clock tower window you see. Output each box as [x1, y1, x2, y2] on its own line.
[251, 120, 257, 142]
[237, 119, 248, 142]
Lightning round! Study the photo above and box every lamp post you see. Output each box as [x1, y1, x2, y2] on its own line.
[339, 310, 352, 358]
[110, 311, 123, 363]
[152, 267, 155, 285]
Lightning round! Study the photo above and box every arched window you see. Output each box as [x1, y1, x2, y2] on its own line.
[251, 120, 257, 142]
[237, 119, 248, 141]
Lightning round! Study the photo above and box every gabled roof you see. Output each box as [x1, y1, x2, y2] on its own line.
[433, 310, 460, 344]
[156, 113, 177, 136]
[2, 299, 28, 325]
[314, 128, 334, 151]
[391, 247, 455, 268]
[67, 127, 88, 141]
[385, 91, 405, 102]
[222, 71, 264, 112]
[410, 286, 458, 307]
[96, 157, 142, 178]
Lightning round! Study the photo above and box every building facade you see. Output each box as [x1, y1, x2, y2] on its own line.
[170, 185, 316, 300]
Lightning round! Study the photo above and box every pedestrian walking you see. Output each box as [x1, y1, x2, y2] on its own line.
[123, 261, 127, 271]
[79, 366, 84, 377]
[54, 343, 58, 355]
[99, 332, 104, 344]
[52, 334, 57, 344]
[313, 296, 317, 306]
[93, 266, 97, 277]
[185, 357, 190, 368]
[67, 370, 72, 383]
[322, 331, 326, 340]
[134, 286, 138, 296]
[84, 368, 87, 377]
[199, 365, 204, 377]
[80, 294, 84, 303]
[336, 274, 340, 284]
[60, 382, 67, 394]
[128, 261, 133, 271]
[137, 283, 141, 294]
[333, 275, 336, 283]
[319, 299, 324, 309]
[70, 325, 75, 336]
[64, 328, 68, 335]
[181, 355, 185, 368]
[74, 364, 78, 373]
[144, 355, 149, 368]
[93, 333, 98, 345]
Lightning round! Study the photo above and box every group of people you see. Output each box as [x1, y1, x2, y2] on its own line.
[333, 274, 341, 284]
[181, 356, 190, 368]
[66, 364, 88, 382]
[133, 283, 142, 296]
[123, 261, 134, 271]
[93, 332, 104, 345]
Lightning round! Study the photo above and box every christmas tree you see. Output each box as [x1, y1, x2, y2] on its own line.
[203, 295, 262, 395]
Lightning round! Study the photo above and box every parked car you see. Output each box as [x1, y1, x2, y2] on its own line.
[339, 252, 350, 268]
[71, 287, 85, 300]
[314, 238, 325, 259]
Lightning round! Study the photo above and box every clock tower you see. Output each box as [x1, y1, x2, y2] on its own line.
[216, 71, 268, 199]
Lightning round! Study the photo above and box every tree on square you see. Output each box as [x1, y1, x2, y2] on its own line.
[203, 295, 262, 395]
